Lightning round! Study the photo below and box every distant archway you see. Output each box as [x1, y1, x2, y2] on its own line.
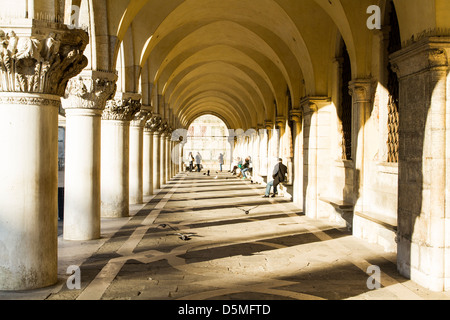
[183, 115, 231, 172]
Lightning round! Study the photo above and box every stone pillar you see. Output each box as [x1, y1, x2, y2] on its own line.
[349, 80, 373, 214]
[160, 133, 166, 186]
[277, 116, 293, 184]
[101, 94, 141, 218]
[153, 132, 162, 191]
[61, 71, 117, 241]
[302, 97, 331, 219]
[391, 38, 450, 291]
[267, 121, 279, 178]
[259, 127, 269, 177]
[0, 24, 88, 290]
[129, 109, 150, 204]
[252, 126, 262, 180]
[158, 122, 169, 186]
[144, 115, 162, 196]
[290, 109, 303, 207]
[165, 131, 172, 182]
[143, 125, 153, 196]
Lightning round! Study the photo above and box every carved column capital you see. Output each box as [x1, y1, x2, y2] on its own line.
[289, 109, 303, 123]
[390, 37, 450, 79]
[131, 109, 151, 127]
[145, 114, 163, 133]
[300, 96, 330, 114]
[275, 116, 285, 129]
[0, 23, 89, 96]
[102, 95, 141, 121]
[264, 120, 273, 130]
[157, 120, 169, 136]
[348, 80, 374, 103]
[61, 70, 117, 111]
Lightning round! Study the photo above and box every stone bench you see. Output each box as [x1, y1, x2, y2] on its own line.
[319, 196, 354, 230]
[278, 183, 293, 200]
[353, 211, 398, 253]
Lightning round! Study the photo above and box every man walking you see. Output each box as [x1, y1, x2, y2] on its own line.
[263, 158, 287, 198]
[195, 152, 202, 172]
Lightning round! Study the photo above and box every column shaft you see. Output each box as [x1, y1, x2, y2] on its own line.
[153, 133, 161, 190]
[61, 71, 117, 241]
[0, 23, 88, 290]
[0, 93, 60, 290]
[101, 120, 130, 217]
[129, 124, 144, 204]
[63, 108, 102, 240]
[143, 130, 154, 196]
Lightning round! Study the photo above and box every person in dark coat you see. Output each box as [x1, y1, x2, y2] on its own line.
[263, 158, 288, 198]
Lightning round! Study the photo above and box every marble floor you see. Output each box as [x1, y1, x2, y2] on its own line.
[2, 171, 450, 301]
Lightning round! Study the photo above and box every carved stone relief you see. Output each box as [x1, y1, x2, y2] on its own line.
[0, 26, 88, 97]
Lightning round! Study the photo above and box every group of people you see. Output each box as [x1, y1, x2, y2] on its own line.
[230, 156, 252, 179]
[186, 150, 287, 198]
[231, 156, 287, 197]
[187, 152, 203, 172]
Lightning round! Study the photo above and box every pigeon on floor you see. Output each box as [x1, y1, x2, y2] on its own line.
[158, 223, 177, 231]
[157, 224, 193, 241]
[177, 233, 192, 241]
[236, 205, 259, 215]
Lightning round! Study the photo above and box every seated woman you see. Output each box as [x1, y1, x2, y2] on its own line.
[237, 157, 251, 178]
[230, 157, 242, 175]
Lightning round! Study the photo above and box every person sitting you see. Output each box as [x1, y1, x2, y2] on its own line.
[230, 157, 242, 175]
[263, 158, 287, 198]
[237, 156, 251, 178]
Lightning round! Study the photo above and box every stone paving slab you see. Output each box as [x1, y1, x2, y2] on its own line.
[2, 172, 450, 301]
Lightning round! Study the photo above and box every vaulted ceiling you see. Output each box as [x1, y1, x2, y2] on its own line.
[86, 0, 450, 130]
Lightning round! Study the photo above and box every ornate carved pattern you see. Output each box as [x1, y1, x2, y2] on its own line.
[387, 95, 399, 163]
[145, 114, 163, 133]
[0, 27, 88, 96]
[131, 109, 151, 127]
[0, 93, 61, 106]
[157, 121, 169, 136]
[62, 74, 117, 110]
[102, 98, 141, 121]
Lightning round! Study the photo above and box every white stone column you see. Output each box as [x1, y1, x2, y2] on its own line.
[266, 121, 278, 177]
[129, 109, 150, 204]
[143, 126, 153, 196]
[290, 109, 303, 207]
[158, 123, 169, 186]
[101, 95, 141, 218]
[252, 127, 262, 179]
[160, 133, 166, 186]
[153, 131, 162, 191]
[165, 132, 171, 182]
[301, 97, 331, 219]
[259, 128, 269, 177]
[0, 25, 88, 290]
[349, 80, 373, 215]
[143, 115, 161, 196]
[61, 71, 117, 241]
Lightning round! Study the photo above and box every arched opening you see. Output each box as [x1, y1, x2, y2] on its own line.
[183, 115, 231, 172]
[386, 1, 401, 163]
[338, 37, 353, 161]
